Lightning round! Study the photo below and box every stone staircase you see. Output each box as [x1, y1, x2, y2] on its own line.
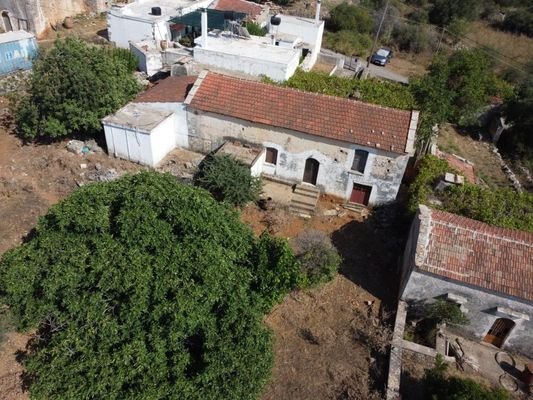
[289, 184, 320, 217]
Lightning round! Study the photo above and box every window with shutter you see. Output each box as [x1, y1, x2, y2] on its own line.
[265, 147, 278, 165]
[351, 150, 368, 173]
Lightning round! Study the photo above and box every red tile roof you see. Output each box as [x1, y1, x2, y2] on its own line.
[133, 76, 197, 103]
[213, 0, 264, 18]
[417, 206, 533, 302]
[187, 72, 416, 154]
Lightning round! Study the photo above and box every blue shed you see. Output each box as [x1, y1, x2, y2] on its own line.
[0, 30, 38, 76]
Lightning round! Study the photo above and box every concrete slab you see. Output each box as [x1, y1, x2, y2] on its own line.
[261, 178, 294, 205]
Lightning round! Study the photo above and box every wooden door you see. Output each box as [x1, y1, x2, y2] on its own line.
[483, 318, 515, 348]
[303, 158, 319, 185]
[350, 183, 371, 205]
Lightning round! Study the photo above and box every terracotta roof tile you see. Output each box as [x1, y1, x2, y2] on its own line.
[418, 207, 533, 302]
[213, 0, 264, 18]
[133, 76, 197, 103]
[188, 72, 416, 154]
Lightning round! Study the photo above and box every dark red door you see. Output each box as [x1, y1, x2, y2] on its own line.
[350, 183, 371, 205]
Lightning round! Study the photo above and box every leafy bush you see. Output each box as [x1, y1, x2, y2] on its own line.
[102, 46, 139, 72]
[425, 300, 469, 325]
[407, 155, 449, 214]
[424, 355, 509, 400]
[246, 21, 267, 37]
[323, 30, 372, 56]
[194, 154, 262, 207]
[500, 10, 533, 37]
[392, 23, 433, 53]
[292, 230, 341, 287]
[429, 0, 482, 26]
[15, 38, 141, 140]
[248, 233, 302, 311]
[282, 70, 417, 110]
[0, 172, 302, 399]
[327, 3, 373, 33]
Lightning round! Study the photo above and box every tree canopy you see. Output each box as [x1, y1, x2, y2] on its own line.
[0, 172, 301, 399]
[15, 38, 140, 140]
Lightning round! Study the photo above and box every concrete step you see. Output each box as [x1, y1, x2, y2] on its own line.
[289, 184, 320, 217]
[343, 202, 370, 218]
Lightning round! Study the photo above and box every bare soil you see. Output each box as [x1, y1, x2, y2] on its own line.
[37, 13, 109, 49]
[437, 124, 513, 189]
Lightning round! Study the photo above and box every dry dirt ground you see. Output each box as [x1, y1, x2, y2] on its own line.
[437, 123, 514, 190]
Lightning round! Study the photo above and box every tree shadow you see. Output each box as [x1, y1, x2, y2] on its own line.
[96, 28, 108, 40]
[331, 202, 411, 309]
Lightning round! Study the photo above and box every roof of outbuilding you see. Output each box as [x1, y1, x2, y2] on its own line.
[415, 205, 533, 302]
[133, 76, 197, 104]
[213, 0, 264, 18]
[186, 72, 417, 154]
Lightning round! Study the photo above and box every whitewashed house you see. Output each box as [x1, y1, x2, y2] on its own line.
[107, 0, 213, 49]
[102, 76, 196, 166]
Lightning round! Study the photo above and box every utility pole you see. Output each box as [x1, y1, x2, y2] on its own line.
[366, 0, 390, 68]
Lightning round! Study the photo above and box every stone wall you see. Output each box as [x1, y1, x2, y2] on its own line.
[0, 0, 108, 37]
[186, 109, 411, 204]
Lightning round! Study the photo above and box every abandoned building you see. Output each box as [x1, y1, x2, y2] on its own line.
[0, 0, 107, 37]
[400, 205, 533, 358]
[102, 72, 418, 206]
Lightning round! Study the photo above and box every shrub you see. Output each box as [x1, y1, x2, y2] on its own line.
[327, 3, 373, 33]
[323, 30, 372, 56]
[246, 21, 267, 37]
[500, 10, 533, 37]
[429, 0, 482, 26]
[425, 300, 469, 325]
[194, 154, 262, 207]
[0, 172, 301, 399]
[15, 38, 141, 140]
[392, 23, 432, 53]
[407, 155, 449, 214]
[292, 230, 341, 287]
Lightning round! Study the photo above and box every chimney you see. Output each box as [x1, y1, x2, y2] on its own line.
[201, 8, 208, 48]
[315, 0, 321, 24]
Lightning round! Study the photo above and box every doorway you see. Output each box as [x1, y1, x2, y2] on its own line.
[303, 158, 319, 185]
[350, 183, 372, 205]
[483, 318, 515, 348]
[2, 11, 12, 32]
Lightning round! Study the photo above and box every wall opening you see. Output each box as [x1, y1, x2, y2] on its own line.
[483, 318, 515, 348]
[303, 157, 319, 185]
[2, 11, 13, 32]
[265, 147, 278, 165]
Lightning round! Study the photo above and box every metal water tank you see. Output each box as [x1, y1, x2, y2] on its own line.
[270, 15, 281, 26]
[151, 7, 162, 16]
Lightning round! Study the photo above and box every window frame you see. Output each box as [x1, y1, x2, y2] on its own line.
[351, 149, 369, 173]
[265, 147, 278, 165]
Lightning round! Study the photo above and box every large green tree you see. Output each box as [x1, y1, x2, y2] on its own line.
[16, 38, 140, 140]
[0, 172, 301, 399]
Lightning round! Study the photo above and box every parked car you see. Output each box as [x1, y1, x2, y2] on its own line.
[370, 47, 393, 66]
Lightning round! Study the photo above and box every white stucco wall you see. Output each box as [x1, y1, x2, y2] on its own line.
[108, 13, 170, 49]
[130, 42, 163, 76]
[137, 102, 189, 148]
[103, 114, 175, 167]
[274, 16, 324, 67]
[193, 46, 301, 81]
[250, 149, 265, 177]
[186, 111, 410, 204]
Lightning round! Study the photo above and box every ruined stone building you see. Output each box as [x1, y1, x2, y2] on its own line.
[0, 0, 108, 37]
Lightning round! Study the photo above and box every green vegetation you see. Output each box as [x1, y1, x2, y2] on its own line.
[499, 10, 533, 37]
[501, 78, 533, 170]
[428, 0, 482, 26]
[0, 172, 303, 399]
[245, 21, 267, 37]
[408, 155, 533, 231]
[424, 354, 509, 400]
[281, 70, 417, 110]
[15, 38, 141, 140]
[325, 3, 373, 55]
[194, 154, 262, 207]
[292, 230, 341, 288]
[426, 300, 469, 325]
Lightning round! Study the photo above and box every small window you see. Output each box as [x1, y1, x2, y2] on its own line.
[351, 150, 368, 173]
[265, 147, 278, 165]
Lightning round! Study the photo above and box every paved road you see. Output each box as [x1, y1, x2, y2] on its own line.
[365, 63, 409, 84]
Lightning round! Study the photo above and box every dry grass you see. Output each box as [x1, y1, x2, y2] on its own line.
[464, 21, 533, 69]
